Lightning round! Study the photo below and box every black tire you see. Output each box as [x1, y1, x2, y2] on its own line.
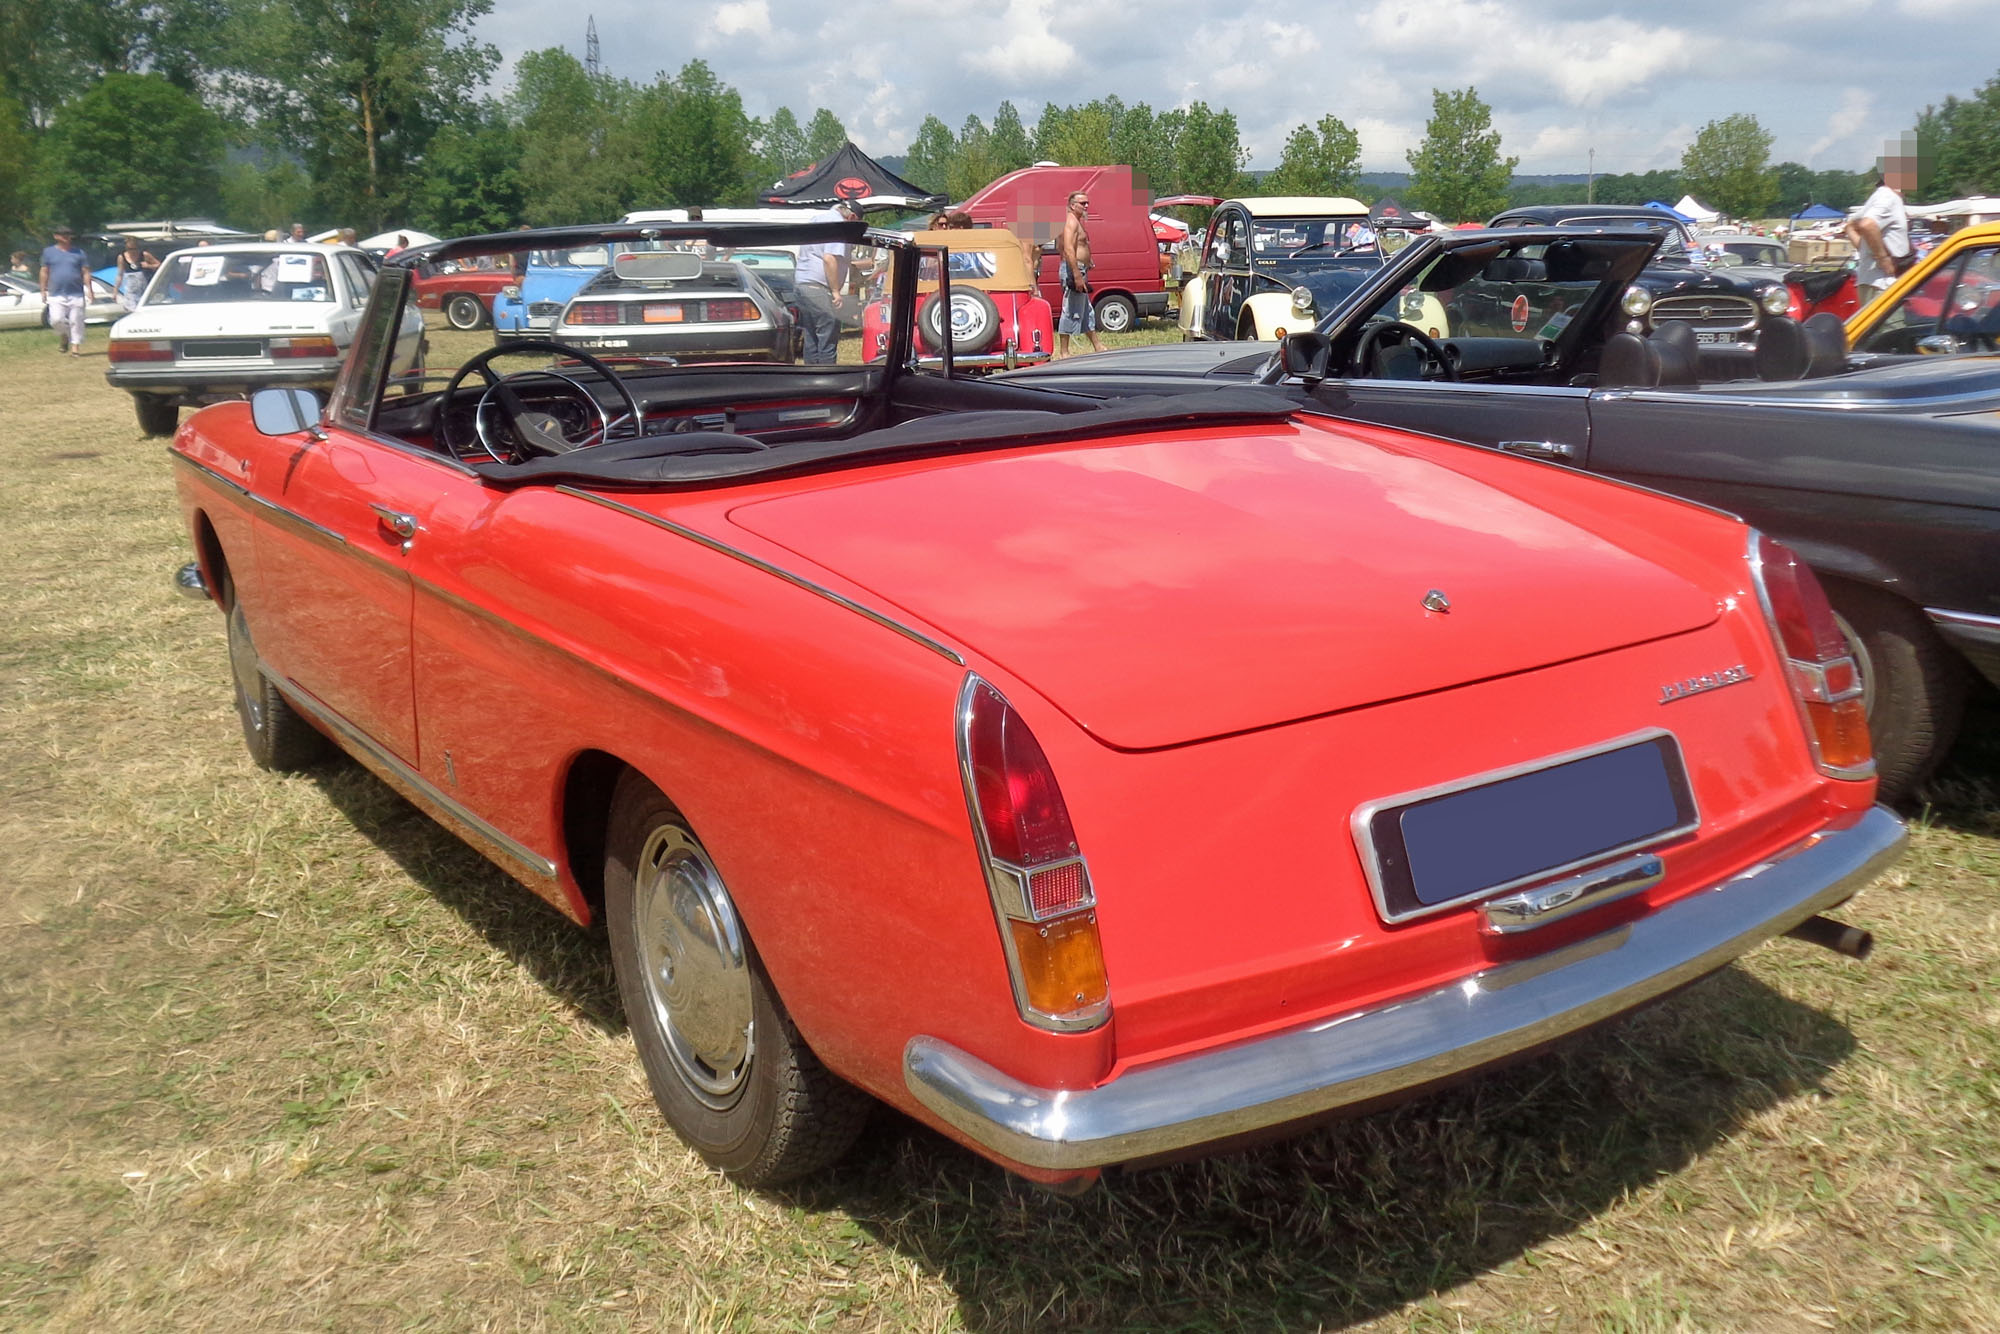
[444, 293, 487, 331]
[919, 288, 1001, 354]
[1093, 292, 1138, 333]
[1236, 311, 1261, 341]
[134, 395, 179, 437]
[226, 599, 330, 771]
[1824, 580, 1966, 801]
[604, 772, 870, 1184]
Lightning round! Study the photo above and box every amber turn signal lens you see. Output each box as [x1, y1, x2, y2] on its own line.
[1007, 912, 1108, 1022]
[1806, 697, 1873, 774]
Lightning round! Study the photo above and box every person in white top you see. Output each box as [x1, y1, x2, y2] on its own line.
[1846, 171, 1911, 292]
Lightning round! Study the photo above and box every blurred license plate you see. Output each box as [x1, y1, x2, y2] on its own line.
[1694, 330, 1736, 344]
[1358, 734, 1697, 921]
[643, 303, 685, 323]
[182, 339, 266, 359]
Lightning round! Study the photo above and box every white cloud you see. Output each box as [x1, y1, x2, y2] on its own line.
[713, 1, 770, 37]
[963, 0, 1078, 79]
[1807, 88, 1876, 162]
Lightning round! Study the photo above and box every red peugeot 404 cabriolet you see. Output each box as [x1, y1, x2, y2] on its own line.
[167, 219, 1902, 1191]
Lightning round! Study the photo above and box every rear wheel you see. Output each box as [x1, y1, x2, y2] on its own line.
[1825, 580, 1965, 801]
[444, 293, 487, 330]
[226, 598, 330, 771]
[134, 395, 179, 437]
[604, 773, 870, 1184]
[1094, 292, 1137, 333]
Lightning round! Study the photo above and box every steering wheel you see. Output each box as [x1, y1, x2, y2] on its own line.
[431, 339, 643, 464]
[1353, 319, 1458, 382]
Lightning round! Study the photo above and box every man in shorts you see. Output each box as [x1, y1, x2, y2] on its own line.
[1057, 191, 1105, 357]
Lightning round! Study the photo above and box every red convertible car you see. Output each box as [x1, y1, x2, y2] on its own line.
[167, 220, 1901, 1191]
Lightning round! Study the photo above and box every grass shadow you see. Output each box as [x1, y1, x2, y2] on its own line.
[304, 763, 625, 1035]
[787, 969, 1855, 1332]
[1909, 689, 2000, 839]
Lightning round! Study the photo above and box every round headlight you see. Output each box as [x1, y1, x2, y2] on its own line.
[1400, 292, 1425, 319]
[1760, 284, 1792, 315]
[500, 284, 520, 300]
[1290, 286, 1313, 315]
[1621, 285, 1653, 318]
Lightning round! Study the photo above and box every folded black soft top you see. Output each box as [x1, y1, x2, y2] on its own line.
[479, 387, 1302, 490]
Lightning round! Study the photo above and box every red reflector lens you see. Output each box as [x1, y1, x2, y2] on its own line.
[107, 339, 173, 363]
[1755, 534, 1846, 663]
[270, 336, 337, 359]
[1027, 861, 1090, 918]
[964, 682, 1077, 867]
[705, 299, 757, 321]
[1752, 533, 1873, 779]
[565, 302, 621, 325]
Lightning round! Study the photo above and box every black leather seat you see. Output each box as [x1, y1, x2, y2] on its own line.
[1599, 332, 1661, 388]
[1649, 321, 1699, 385]
[1756, 313, 1849, 381]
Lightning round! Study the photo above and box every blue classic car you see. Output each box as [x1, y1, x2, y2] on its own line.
[492, 244, 610, 341]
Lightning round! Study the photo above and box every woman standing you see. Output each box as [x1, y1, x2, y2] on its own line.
[114, 237, 160, 311]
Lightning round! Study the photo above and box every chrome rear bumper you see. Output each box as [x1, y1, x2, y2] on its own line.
[905, 804, 1904, 1173]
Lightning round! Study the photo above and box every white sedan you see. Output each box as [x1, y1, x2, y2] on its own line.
[0, 271, 123, 330]
[105, 244, 423, 436]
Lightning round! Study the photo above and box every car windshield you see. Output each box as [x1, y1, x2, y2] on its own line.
[1358, 238, 1615, 351]
[148, 251, 335, 305]
[531, 247, 611, 270]
[1708, 241, 1787, 268]
[1252, 219, 1376, 260]
[1558, 216, 1690, 259]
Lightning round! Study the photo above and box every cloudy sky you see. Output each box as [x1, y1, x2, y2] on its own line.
[485, 0, 1991, 176]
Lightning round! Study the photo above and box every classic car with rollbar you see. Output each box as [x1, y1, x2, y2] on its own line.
[165, 217, 1898, 1192]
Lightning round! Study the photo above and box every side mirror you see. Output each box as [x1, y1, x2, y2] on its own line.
[1280, 331, 1333, 383]
[250, 386, 325, 437]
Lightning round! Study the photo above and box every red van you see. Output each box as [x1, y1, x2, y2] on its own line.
[957, 164, 1169, 332]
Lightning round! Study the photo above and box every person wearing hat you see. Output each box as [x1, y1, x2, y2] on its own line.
[794, 199, 860, 363]
[39, 226, 90, 356]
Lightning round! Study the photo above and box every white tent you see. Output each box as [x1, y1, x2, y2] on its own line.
[358, 229, 441, 251]
[1674, 195, 1720, 224]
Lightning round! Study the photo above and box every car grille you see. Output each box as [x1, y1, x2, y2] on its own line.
[528, 301, 562, 317]
[1650, 295, 1758, 334]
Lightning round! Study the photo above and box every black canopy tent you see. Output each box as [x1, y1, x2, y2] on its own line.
[762, 141, 944, 212]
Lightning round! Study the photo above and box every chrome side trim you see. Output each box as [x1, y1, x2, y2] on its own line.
[555, 487, 964, 665]
[905, 804, 1905, 1172]
[272, 673, 558, 883]
[1926, 607, 2000, 640]
[1350, 727, 1698, 926]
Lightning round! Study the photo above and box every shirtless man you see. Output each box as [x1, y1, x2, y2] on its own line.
[1057, 190, 1106, 356]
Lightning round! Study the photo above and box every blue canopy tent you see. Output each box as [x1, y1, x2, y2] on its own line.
[1642, 201, 1695, 223]
[1792, 203, 1844, 222]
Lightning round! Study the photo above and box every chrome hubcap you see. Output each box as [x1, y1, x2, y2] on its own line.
[632, 825, 753, 1108]
[227, 604, 264, 732]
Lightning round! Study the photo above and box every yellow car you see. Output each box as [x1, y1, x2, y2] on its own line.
[1847, 220, 2000, 354]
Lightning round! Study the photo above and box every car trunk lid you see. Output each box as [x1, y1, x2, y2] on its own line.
[727, 419, 1720, 749]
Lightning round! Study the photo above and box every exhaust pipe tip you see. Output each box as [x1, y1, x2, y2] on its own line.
[1786, 914, 1873, 961]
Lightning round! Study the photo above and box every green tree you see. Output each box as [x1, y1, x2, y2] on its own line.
[0, 94, 34, 245]
[1262, 113, 1361, 197]
[37, 72, 222, 228]
[228, 0, 499, 228]
[624, 60, 757, 206]
[416, 113, 523, 234]
[1034, 98, 1118, 165]
[1407, 86, 1515, 223]
[0, 0, 225, 127]
[989, 100, 1033, 177]
[510, 47, 632, 225]
[1110, 102, 1177, 195]
[901, 114, 955, 194]
[1174, 101, 1249, 198]
[802, 107, 846, 161]
[1920, 70, 2000, 200]
[760, 105, 808, 184]
[219, 153, 312, 233]
[1679, 112, 1777, 219]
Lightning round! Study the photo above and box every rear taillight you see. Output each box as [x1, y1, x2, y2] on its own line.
[704, 299, 757, 321]
[107, 339, 173, 363]
[270, 336, 337, 359]
[1748, 532, 1873, 779]
[958, 676, 1110, 1031]
[565, 302, 620, 325]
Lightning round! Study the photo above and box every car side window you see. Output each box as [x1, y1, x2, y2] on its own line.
[1855, 261, 1961, 354]
[337, 255, 376, 307]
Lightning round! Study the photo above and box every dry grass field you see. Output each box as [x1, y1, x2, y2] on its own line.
[1, 316, 1996, 1332]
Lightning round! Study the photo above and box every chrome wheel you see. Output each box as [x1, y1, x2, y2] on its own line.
[445, 293, 485, 330]
[631, 824, 754, 1108]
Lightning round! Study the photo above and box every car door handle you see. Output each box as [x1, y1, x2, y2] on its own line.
[370, 504, 418, 543]
[1497, 440, 1580, 462]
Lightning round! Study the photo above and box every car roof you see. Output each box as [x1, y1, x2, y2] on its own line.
[1227, 197, 1370, 217]
[1494, 204, 1682, 223]
[158, 243, 362, 259]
